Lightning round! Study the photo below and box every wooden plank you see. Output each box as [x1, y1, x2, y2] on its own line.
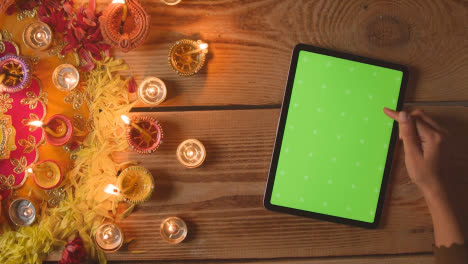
[95, 0, 467, 106]
[79, 106, 468, 261]
[106, 254, 434, 264]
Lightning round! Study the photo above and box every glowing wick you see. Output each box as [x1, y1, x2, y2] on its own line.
[23, 207, 33, 217]
[27, 168, 34, 174]
[182, 42, 209, 56]
[167, 223, 179, 235]
[28, 120, 67, 138]
[121, 115, 154, 143]
[104, 184, 120, 195]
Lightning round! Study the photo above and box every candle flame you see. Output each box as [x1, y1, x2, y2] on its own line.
[28, 120, 43, 127]
[104, 184, 120, 195]
[27, 168, 34, 174]
[199, 43, 208, 50]
[120, 115, 131, 125]
[112, 0, 125, 3]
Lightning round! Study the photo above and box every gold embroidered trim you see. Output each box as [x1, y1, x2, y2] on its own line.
[10, 156, 27, 174]
[18, 135, 36, 154]
[0, 93, 13, 113]
[20, 90, 48, 110]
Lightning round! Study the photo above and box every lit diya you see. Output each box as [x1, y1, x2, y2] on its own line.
[100, 0, 151, 53]
[0, 113, 16, 160]
[121, 115, 163, 154]
[23, 21, 53, 51]
[169, 39, 208, 76]
[105, 165, 154, 204]
[0, 54, 32, 93]
[27, 160, 62, 190]
[29, 115, 74, 146]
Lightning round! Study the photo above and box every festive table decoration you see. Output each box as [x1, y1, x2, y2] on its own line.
[22, 21, 53, 51]
[52, 64, 80, 92]
[0, 76, 46, 199]
[8, 198, 36, 226]
[29, 114, 73, 146]
[176, 139, 206, 168]
[169, 39, 209, 76]
[122, 115, 163, 154]
[0, 54, 32, 93]
[100, 0, 151, 53]
[137, 77, 167, 106]
[94, 223, 124, 252]
[58, 236, 86, 264]
[117, 165, 154, 204]
[0, 113, 16, 160]
[160, 216, 188, 244]
[28, 160, 62, 190]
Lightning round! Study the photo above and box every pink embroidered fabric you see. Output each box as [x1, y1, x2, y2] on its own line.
[0, 41, 46, 198]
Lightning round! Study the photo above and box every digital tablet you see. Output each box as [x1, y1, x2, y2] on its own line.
[264, 44, 408, 228]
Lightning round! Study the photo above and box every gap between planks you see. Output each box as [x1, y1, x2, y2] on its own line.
[130, 101, 468, 113]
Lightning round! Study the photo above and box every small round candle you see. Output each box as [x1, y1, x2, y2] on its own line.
[28, 160, 62, 190]
[160, 217, 187, 244]
[23, 21, 53, 51]
[52, 64, 80, 91]
[137, 77, 167, 106]
[169, 39, 208, 76]
[94, 223, 124, 252]
[9, 198, 36, 226]
[176, 139, 206, 168]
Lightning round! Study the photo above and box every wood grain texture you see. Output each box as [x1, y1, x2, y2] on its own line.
[106, 254, 434, 264]
[93, 0, 467, 106]
[61, 106, 467, 261]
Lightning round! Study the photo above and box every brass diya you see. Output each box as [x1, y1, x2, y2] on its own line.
[99, 0, 151, 53]
[0, 54, 32, 93]
[117, 166, 154, 204]
[169, 39, 208, 76]
[0, 113, 16, 160]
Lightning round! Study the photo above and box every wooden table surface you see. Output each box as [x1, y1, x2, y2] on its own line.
[53, 0, 467, 263]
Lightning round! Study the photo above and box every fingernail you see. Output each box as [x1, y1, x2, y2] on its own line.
[399, 111, 409, 122]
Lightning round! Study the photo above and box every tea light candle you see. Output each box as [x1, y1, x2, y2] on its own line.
[27, 160, 62, 190]
[52, 64, 80, 91]
[121, 115, 163, 154]
[9, 198, 36, 226]
[94, 223, 124, 252]
[169, 39, 209, 76]
[23, 21, 53, 51]
[176, 139, 206, 168]
[29, 115, 74, 146]
[137, 77, 167, 106]
[160, 217, 187, 244]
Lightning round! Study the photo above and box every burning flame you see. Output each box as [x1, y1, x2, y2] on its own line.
[104, 184, 120, 195]
[199, 43, 208, 50]
[112, 0, 126, 3]
[121, 115, 131, 125]
[28, 120, 44, 127]
[26, 168, 34, 174]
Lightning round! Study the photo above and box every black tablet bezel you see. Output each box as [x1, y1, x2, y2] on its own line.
[263, 44, 409, 229]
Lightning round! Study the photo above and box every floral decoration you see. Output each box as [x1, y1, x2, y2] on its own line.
[58, 236, 86, 264]
[20, 91, 48, 110]
[6, 0, 110, 71]
[0, 93, 13, 113]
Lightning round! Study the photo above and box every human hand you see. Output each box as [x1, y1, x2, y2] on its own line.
[383, 108, 448, 194]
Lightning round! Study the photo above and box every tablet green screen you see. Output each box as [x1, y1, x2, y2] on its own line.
[270, 50, 403, 223]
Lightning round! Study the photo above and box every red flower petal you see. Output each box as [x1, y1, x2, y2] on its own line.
[128, 77, 137, 93]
